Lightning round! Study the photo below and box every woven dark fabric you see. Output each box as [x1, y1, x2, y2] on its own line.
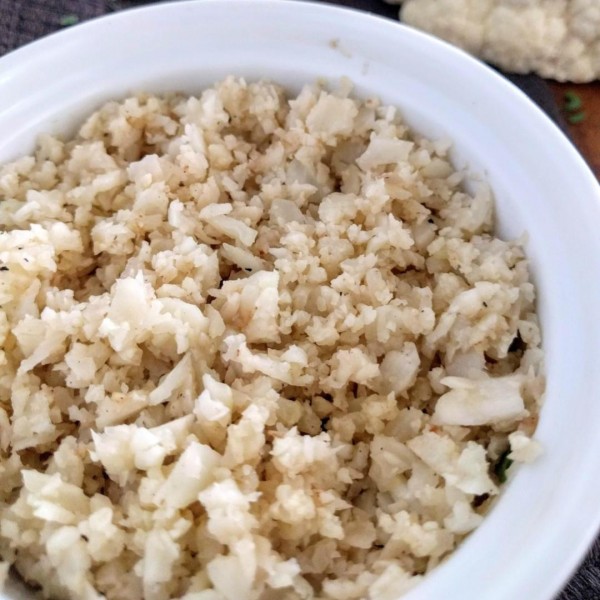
[0, 1, 596, 598]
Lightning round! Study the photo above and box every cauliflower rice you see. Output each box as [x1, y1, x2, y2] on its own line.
[0, 78, 544, 600]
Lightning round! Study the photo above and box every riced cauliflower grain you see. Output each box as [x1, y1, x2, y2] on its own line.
[0, 77, 544, 599]
[0, 561, 8, 592]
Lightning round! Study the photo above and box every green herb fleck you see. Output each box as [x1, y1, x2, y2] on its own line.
[567, 112, 586, 125]
[494, 450, 514, 484]
[508, 330, 526, 353]
[59, 14, 79, 27]
[472, 493, 490, 508]
[564, 91, 583, 113]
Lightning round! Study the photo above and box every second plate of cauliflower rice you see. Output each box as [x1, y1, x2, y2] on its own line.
[0, 78, 544, 600]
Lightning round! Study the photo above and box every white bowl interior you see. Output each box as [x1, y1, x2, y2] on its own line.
[1, 2, 600, 599]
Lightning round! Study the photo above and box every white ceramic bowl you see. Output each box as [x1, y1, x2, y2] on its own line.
[2, 2, 600, 599]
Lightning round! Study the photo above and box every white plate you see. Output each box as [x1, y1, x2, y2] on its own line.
[1, 2, 600, 599]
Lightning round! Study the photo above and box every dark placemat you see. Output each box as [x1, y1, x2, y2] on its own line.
[0, 1, 596, 599]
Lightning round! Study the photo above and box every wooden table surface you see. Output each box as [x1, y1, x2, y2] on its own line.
[550, 82, 600, 179]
